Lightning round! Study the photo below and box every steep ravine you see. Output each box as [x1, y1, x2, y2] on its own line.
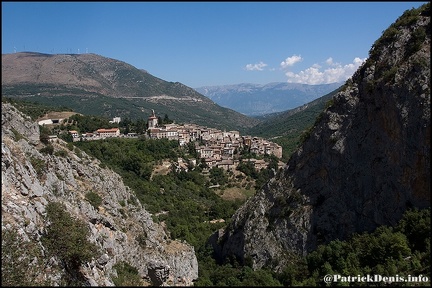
[213, 4, 430, 273]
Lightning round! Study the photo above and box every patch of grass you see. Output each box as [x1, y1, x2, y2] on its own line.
[219, 186, 255, 201]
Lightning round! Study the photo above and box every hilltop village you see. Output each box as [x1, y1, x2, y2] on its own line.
[43, 110, 284, 171]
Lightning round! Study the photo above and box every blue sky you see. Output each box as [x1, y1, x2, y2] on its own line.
[2, 1, 427, 88]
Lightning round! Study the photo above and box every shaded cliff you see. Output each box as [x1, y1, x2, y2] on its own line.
[213, 3, 430, 272]
[1, 102, 198, 286]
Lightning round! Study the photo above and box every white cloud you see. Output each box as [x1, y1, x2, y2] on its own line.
[326, 57, 335, 66]
[280, 55, 303, 69]
[352, 57, 365, 66]
[244, 61, 268, 71]
[284, 57, 367, 84]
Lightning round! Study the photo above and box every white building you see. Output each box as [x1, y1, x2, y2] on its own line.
[109, 116, 121, 124]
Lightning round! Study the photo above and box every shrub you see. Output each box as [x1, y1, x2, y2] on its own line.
[54, 149, 68, 157]
[405, 26, 426, 58]
[85, 191, 103, 209]
[112, 261, 143, 286]
[325, 98, 334, 110]
[136, 232, 147, 248]
[39, 144, 54, 155]
[41, 202, 99, 284]
[39, 125, 51, 145]
[60, 132, 74, 143]
[299, 126, 313, 143]
[74, 147, 83, 158]
[381, 66, 398, 83]
[67, 142, 74, 151]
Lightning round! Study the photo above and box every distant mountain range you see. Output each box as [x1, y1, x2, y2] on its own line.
[195, 82, 343, 116]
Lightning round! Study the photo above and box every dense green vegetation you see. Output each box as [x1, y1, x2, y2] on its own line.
[2, 96, 73, 120]
[4, 201, 428, 286]
[85, 191, 103, 209]
[67, 113, 119, 133]
[301, 208, 430, 286]
[194, 208, 430, 286]
[2, 166, 431, 286]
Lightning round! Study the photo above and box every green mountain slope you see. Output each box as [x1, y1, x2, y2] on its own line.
[1, 52, 260, 132]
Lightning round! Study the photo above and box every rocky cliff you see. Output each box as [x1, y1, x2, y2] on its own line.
[213, 3, 430, 272]
[1, 102, 198, 285]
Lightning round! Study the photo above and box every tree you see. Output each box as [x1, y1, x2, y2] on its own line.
[396, 208, 430, 252]
[163, 114, 173, 124]
[39, 125, 51, 144]
[209, 167, 228, 185]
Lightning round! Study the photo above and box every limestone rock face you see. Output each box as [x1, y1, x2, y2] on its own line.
[2, 103, 39, 145]
[214, 4, 430, 272]
[1, 103, 198, 286]
[147, 261, 171, 286]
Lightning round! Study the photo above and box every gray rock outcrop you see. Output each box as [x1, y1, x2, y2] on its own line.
[1, 103, 198, 285]
[214, 4, 430, 272]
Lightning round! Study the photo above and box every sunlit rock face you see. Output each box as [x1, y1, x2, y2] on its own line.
[2, 102, 199, 286]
